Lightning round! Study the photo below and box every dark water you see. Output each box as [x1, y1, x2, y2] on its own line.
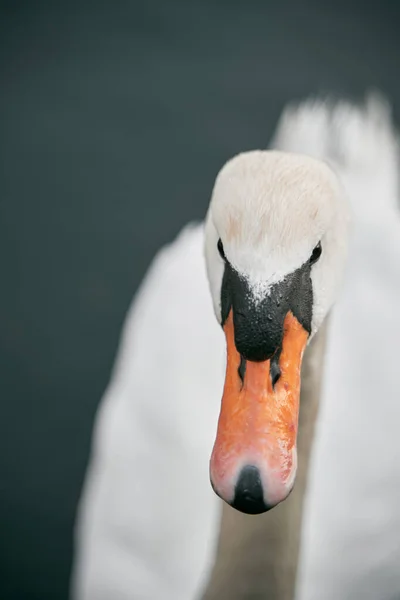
[0, 1, 399, 598]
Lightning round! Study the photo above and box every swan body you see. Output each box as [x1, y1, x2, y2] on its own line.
[72, 223, 224, 599]
[71, 95, 400, 600]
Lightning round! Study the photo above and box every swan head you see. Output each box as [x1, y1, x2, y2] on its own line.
[204, 150, 350, 514]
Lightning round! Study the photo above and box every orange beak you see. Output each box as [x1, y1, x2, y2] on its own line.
[210, 309, 309, 513]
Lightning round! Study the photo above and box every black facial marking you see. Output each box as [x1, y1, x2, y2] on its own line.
[270, 346, 282, 388]
[220, 262, 233, 325]
[221, 262, 313, 361]
[220, 258, 313, 363]
[238, 355, 246, 385]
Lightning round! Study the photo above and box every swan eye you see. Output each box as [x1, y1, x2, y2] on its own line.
[217, 238, 226, 260]
[309, 241, 322, 265]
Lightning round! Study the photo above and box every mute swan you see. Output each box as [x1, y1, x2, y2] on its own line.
[203, 96, 400, 600]
[71, 95, 399, 600]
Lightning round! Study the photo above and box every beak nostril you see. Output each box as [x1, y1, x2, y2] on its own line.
[237, 355, 246, 385]
[270, 347, 282, 389]
[270, 361, 281, 387]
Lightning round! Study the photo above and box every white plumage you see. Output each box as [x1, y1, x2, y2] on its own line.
[71, 94, 400, 600]
[72, 223, 224, 599]
[296, 96, 400, 600]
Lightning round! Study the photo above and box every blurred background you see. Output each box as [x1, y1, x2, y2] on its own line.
[1, 1, 399, 598]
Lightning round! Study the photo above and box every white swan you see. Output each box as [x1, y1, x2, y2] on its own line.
[71, 95, 400, 600]
[203, 96, 400, 600]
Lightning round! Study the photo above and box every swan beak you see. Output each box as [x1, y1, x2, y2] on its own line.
[210, 309, 308, 514]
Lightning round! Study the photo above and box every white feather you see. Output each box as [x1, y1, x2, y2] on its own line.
[282, 96, 400, 600]
[71, 224, 225, 600]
